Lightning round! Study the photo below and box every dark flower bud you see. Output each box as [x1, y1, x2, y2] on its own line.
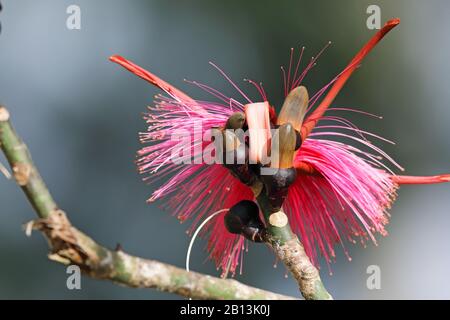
[224, 200, 265, 242]
[260, 168, 297, 212]
[258, 121, 298, 212]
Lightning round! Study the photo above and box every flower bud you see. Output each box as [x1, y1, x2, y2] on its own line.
[260, 168, 297, 212]
[224, 200, 265, 242]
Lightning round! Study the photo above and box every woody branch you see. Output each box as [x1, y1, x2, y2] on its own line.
[0, 105, 295, 300]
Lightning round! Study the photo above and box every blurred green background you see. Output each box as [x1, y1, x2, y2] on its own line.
[0, 0, 449, 299]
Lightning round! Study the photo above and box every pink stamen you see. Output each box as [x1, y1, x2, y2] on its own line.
[287, 47, 294, 90]
[291, 46, 305, 91]
[209, 61, 253, 103]
[244, 78, 267, 102]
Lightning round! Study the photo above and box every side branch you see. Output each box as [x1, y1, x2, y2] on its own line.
[31, 209, 294, 300]
[0, 107, 56, 218]
[0, 106, 295, 300]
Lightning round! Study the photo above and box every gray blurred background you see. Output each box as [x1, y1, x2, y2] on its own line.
[0, 0, 449, 299]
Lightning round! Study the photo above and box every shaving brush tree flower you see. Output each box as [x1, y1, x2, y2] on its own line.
[106, 18, 450, 299]
[2, 17, 448, 301]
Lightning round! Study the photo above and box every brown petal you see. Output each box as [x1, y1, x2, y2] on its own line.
[277, 86, 309, 131]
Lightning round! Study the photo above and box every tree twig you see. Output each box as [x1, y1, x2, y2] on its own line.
[0, 105, 296, 300]
[257, 190, 333, 300]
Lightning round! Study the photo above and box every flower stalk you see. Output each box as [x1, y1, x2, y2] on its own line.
[257, 190, 332, 300]
[222, 104, 333, 299]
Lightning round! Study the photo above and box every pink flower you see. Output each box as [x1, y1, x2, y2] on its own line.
[110, 18, 449, 276]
